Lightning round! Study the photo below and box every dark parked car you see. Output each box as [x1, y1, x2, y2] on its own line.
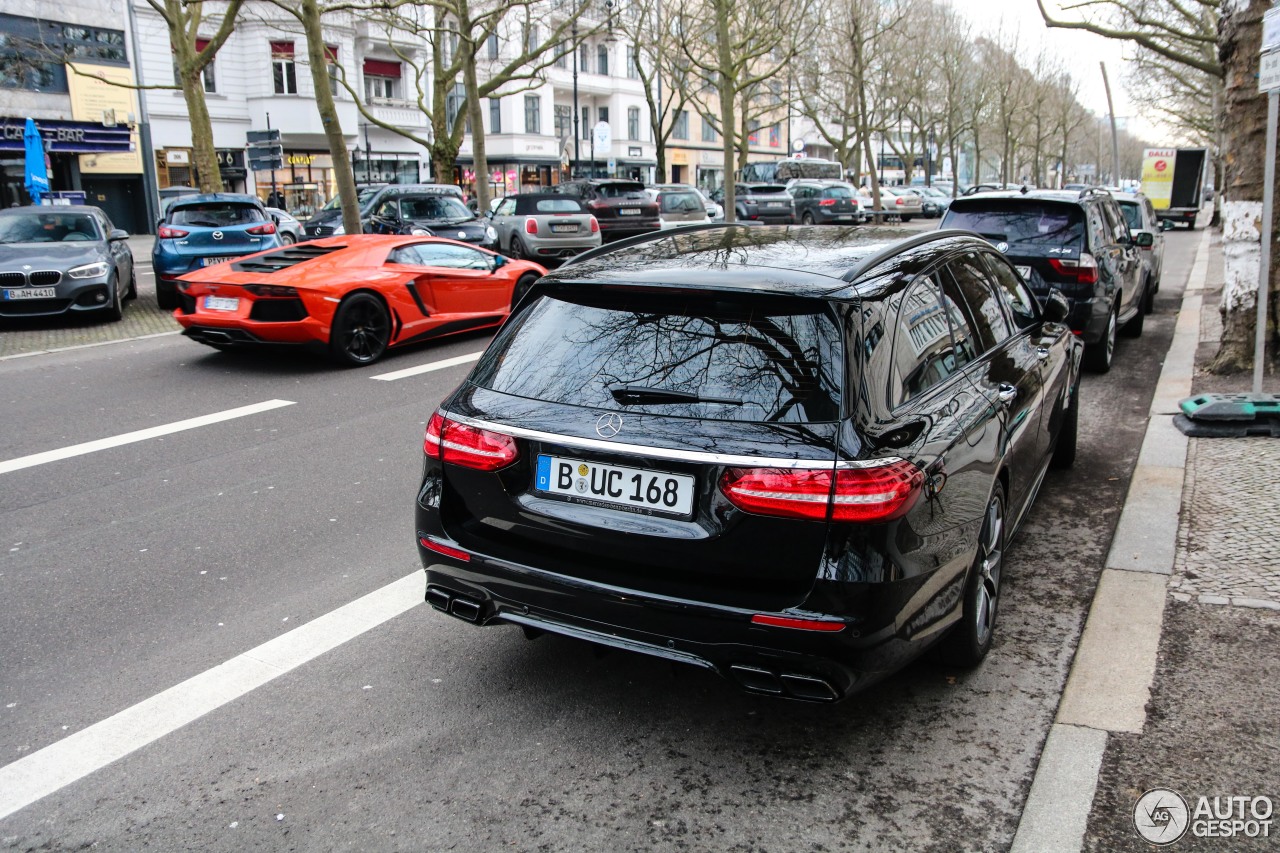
[941, 188, 1146, 373]
[712, 183, 795, 224]
[790, 180, 862, 225]
[153, 193, 281, 310]
[414, 225, 1082, 702]
[0, 205, 135, 322]
[301, 184, 463, 239]
[554, 179, 661, 242]
[366, 193, 498, 249]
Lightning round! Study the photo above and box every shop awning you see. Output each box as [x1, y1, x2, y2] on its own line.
[456, 156, 563, 167]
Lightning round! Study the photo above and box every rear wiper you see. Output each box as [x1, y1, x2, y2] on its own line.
[608, 385, 743, 405]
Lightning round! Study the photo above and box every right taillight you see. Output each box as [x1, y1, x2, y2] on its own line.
[424, 411, 518, 472]
[719, 460, 923, 523]
[158, 225, 189, 239]
[524, 217, 538, 235]
[1048, 253, 1098, 284]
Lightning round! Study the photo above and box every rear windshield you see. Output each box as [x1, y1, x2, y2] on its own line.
[595, 182, 646, 198]
[1117, 201, 1142, 230]
[400, 196, 472, 220]
[742, 185, 788, 195]
[169, 203, 265, 226]
[822, 187, 854, 199]
[472, 291, 842, 423]
[659, 191, 704, 212]
[531, 198, 584, 214]
[945, 202, 1084, 246]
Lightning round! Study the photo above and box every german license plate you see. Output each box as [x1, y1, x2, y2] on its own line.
[767, 201, 786, 207]
[203, 295, 240, 311]
[1016, 266, 1032, 279]
[2, 287, 56, 300]
[551, 224, 578, 233]
[200, 256, 242, 267]
[835, 216, 852, 222]
[619, 208, 640, 216]
[535, 454, 695, 518]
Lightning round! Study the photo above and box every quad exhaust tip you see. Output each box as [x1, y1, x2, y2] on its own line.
[425, 585, 484, 623]
[728, 664, 840, 703]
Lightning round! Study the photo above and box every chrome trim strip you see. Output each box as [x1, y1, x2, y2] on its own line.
[442, 411, 901, 469]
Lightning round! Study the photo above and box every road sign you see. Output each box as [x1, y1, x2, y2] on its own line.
[592, 121, 611, 156]
[1261, 50, 1280, 94]
[246, 129, 281, 144]
[246, 129, 284, 171]
[1263, 7, 1280, 54]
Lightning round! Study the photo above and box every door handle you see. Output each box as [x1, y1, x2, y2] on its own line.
[997, 383, 1018, 404]
[1036, 347, 1051, 361]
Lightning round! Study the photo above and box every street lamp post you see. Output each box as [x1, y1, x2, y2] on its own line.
[572, 23, 580, 178]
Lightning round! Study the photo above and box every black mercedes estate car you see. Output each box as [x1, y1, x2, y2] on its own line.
[415, 225, 1082, 702]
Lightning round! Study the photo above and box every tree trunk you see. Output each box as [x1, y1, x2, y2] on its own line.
[716, 0, 736, 223]
[1213, 0, 1280, 374]
[460, 35, 488, 209]
[299, 0, 359, 236]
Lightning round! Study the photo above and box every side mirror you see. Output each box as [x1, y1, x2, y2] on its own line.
[1043, 289, 1071, 324]
[108, 228, 129, 241]
[1134, 231, 1154, 248]
[491, 254, 508, 273]
[1160, 219, 1174, 231]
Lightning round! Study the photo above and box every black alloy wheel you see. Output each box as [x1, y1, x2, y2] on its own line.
[1050, 381, 1079, 469]
[1122, 297, 1145, 337]
[1142, 276, 1156, 314]
[102, 274, 124, 323]
[511, 273, 537, 309]
[938, 485, 1006, 666]
[802, 212, 816, 225]
[509, 236, 527, 261]
[1084, 304, 1117, 373]
[329, 293, 391, 366]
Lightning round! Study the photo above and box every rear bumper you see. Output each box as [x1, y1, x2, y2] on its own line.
[599, 222, 661, 243]
[417, 537, 957, 702]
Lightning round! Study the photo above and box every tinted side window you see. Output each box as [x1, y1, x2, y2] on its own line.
[942, 253, 1011, 351]
[1099, 201, 1127, 243]
[392, 243, 490, 269]
[980, 253, 1040, 329]
[891, 276, 960, 406]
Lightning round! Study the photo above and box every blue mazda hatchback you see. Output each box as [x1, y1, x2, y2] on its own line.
[153, 193, 281, 310]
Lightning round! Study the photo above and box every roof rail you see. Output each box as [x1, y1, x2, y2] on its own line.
[839, 229, 978, 282]
[558, 222, 756, 267]
[1077, 186, 1113, 200]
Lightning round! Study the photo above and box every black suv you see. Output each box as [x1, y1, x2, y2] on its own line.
[553, 179, 660, 242]
[415, 225, 1082, 702]
[301, 184, 463, 239]
[941, 188, 1146, 372]
[789, 180, 861, 225]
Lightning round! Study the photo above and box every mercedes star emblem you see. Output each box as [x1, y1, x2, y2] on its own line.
[595, 413, 623, 439]
[212, 230, 224, 240]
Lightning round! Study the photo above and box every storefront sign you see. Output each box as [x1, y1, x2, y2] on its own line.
[65, 62, 143, 173]
[216, 148, 246, 178]
[286, 153, 316, 166]
[0, 117, 133, 154]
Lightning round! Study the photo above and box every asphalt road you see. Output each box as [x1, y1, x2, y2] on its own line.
[0, 226, 1200, 851]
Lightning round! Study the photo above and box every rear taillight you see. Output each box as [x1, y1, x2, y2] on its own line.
[525, 217, 538, 235]
[247, 222, 277, 235]
[588, 200, 608, 210]
[818, 199, 836, 207]
[895, 197, 905, 206]
[719, 460, 923, 523]
[158, 225, 189, 239]
[424, 411, 518, 472]
[243, 284, 298, 297]
[589, 216, 599, 233]
[1048, 253, 1098, 284]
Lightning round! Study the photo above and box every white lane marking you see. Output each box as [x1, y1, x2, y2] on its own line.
[371, 351, 482, 381]
[0, 331, 181, 362]
[0, 399, 295, 475]
[0, 572, 424, 820]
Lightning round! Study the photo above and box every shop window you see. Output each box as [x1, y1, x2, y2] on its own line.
[271, 41, 297, 94]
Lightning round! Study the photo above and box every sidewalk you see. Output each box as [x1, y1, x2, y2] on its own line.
[1012, 229, 1280, 851]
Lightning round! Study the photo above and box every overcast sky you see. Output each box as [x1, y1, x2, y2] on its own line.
[947, 0, 1154, 138]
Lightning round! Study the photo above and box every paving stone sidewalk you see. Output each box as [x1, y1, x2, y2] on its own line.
[1083, 230, 1280, 851]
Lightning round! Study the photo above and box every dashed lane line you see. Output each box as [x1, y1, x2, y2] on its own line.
[0, 399, 296, 475]
[370, 351, 483, 381]
[0, 572, 424, 820]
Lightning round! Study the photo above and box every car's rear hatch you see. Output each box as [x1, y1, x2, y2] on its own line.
[163, 201, 274, 268]
[435, 284, 845, 611]
[657, 190, 709, 224]
[819, 187, 858, 217]
[525, 197, 595, 240]
[740, 185, 793, 219]
[586, 181, 660, 227]
[943, 198, 1093, 299]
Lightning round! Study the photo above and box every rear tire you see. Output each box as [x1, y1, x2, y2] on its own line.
[1142, 278, 1156, 314]
[937, 485, 1006, 667]
[1083, 305, 1117, 373]
[510, 236, 527, 261]
[1121, 300, 1145, 337]
[328, 292, 390, 366]
[511, 273, 537, 309]
[902, 215, 914, 222]
[279, 232, 296, 245]
[801, 212, 815, 225]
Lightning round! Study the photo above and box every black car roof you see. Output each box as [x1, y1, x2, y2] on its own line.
[546, 225, 987, 298]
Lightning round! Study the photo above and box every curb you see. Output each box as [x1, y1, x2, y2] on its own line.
[1009, 227, 1212, 853]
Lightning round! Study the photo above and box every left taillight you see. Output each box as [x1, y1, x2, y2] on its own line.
[719, 460, 923, 523]
[157, 225, 188, 239]
[424, 411, 518, 472]
[247, 222, 277, 235]
[589, 216, 600, 233]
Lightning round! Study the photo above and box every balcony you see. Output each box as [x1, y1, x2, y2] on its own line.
[369, 99, 428, 130]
